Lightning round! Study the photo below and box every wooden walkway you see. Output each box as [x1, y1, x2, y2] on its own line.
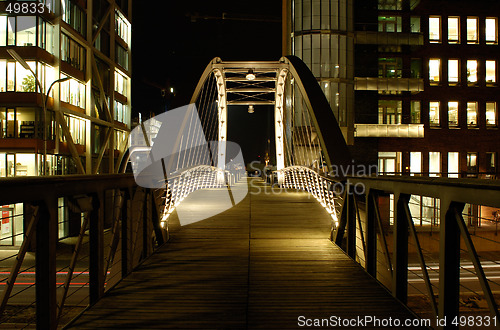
[68, 179, 421, 329]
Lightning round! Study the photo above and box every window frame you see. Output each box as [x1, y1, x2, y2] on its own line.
[448, 59, 459, 84]
[486, 102, 497, 127]
[429, 58, 441, 84]
[485, 18, 498, 45]
[466, 17, 479, 44]
[448, 16, 460, 44]
[486, 60, 496, 84]
[429, 16, 441, 43]
[429, 101, 440, 127]
[448, 101, 459, 128]
[466, 102, 478, 128]
[467, 60, 478, 84]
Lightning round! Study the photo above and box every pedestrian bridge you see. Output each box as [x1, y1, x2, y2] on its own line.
[68, 178, 419, 329]
[0, 56, 500, 329]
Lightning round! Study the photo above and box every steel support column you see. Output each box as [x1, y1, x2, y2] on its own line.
[393, 193, 409, 303]
[438, 201, 462, 323]
[365, 190, 377, 276]
[89, 192, 105, 305]
[36, 198, 58, 330]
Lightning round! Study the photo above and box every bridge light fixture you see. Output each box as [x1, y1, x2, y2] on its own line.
[248, 105, 254, 113]
[246, 69, 256, 81]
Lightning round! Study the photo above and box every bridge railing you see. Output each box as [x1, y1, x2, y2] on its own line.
[278, 166, 344, 234]
[160, 165, 242, 229]
[0, 174, 166, 329]
[334, 175, 500, 323]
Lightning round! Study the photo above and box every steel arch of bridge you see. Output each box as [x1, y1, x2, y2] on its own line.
[190, 56, 352, 182]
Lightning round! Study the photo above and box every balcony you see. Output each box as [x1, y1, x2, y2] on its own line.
[355, 31, 424, 46]
[354, 124, 424, 138]
[354, 77, 424, 92]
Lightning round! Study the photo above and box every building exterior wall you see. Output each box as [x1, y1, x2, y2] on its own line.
[284, 0, 355, 144]
[285, 0, 500, 179]
[0, 0, 132, 245]
[0, 0, 132, 178]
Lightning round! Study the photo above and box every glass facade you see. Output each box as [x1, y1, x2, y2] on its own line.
[61, 0, 86, 35]
[0, 15, 54, 54]
[61, 33, 86, 71]
[290, 0, 354, 142]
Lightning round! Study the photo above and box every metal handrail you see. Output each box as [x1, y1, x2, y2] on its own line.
[0, 174, 166, 329]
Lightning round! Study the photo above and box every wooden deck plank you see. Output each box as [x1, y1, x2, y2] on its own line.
[68, 179, 422, 329]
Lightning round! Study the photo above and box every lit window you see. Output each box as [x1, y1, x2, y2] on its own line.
[448, 17, 460, 43]
[411, 101, 421, 124]
[486, 18, 498, 44]
[486, 102, 497, 126]
[411, 17, 420, 33]
[467, 152, 478, 176]
[486, 152, 496, 174]
[467, 17, 478, 43]
[467, 60, 477, 83]
[429, 59, 440, 83]
[410, 152, 422, 176]
[448, 152, 459, 178]
[378, 16, 402, 33]
[429, 152, 441, 177]
[378, 100, 402, 124]
[466, 102, 477, 127]
[448, 59, 459, 84]
[60, 76, 86, 109]
[429, 101, 440, 126]
[448, 101, 459, 127]
[486, 60, 496, 83]
[429, 16, 441, 42]
[378, 58, 402, 78]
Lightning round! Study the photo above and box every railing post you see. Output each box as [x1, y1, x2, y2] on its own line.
[151, 190, 165, 246]
[346, 184, 356, 258]
[365, 189, 377, 276]
[143, 190, 152, 257]
[89, 191, 105, 305]
[438, 201, 461, 323]
[393, 193, 409, 304]
[121, 189, 130, 277]
[35, 197, 58, 330]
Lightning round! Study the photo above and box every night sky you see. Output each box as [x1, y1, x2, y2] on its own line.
[131, 1, 282, 164]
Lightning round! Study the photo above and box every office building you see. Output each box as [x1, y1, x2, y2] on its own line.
[0, 0, 132, 244]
